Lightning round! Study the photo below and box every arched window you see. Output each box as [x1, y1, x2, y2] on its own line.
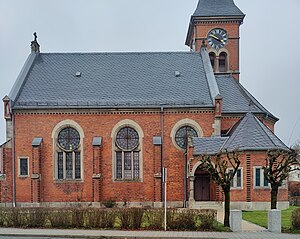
[52, 120, 84, 181]
[171, 119, 203, 151]
[56, 127, 82, 180]
[175, 126, 198, 149]
[219, 52, 227, 72]
[115, 126, 141, 180]
[209, 52, 216, 70]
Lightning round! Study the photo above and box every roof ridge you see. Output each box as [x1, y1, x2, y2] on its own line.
[38, 51, 195, 55]
[200, 47, 220, 104]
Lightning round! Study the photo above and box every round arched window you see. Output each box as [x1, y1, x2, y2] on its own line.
[116, 127, 139, 150]
[58, 127, 80, 151]
[175, 126, 198, 149]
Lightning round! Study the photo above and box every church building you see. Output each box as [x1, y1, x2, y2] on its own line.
[0, 0, 289, 210]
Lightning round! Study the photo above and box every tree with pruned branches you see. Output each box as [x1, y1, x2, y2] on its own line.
[200, 150, 240, 227]
[263, 148, 299, 209]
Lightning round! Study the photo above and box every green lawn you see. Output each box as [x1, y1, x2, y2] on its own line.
[242, 206, 300, 233]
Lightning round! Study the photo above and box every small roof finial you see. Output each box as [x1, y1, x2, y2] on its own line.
[201, 39, 207, 49]
[31, 32, 40, 53]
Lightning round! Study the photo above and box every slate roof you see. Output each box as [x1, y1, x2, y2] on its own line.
[216, 75, 276, 119]
[12, 52, 214, 109]
[223, 112, 289, 151]
[193, 113, 289, 155]
[10, 50, 275, 121]
[193, 0, 245, 18]
[193, 137, 228, 155]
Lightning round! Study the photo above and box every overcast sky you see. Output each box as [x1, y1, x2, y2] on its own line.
[0, 0, 299, 146]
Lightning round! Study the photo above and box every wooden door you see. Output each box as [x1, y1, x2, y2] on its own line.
[194, 174, 210, 201]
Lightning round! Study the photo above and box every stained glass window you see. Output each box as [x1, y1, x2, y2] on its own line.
[175, 126, 198, 149]
[116, 127, 139, 150]
[75, 151, 81, 179]
[116, 152, 122, 179]
[56, 126, 82, 180]
[58, 152, 63, 179]
[58, 127, 80, 151]
[66, 152, 73, 179]
[115, 126, 140, 180]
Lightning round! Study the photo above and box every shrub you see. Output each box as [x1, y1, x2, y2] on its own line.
[144, 209, 164, 230]
[102, 199, 116, 208]
[168, 209, 196, 230]
[130, 208, 144, 229]
[292, 208, 300, 229]
[198, 212, 215, 230]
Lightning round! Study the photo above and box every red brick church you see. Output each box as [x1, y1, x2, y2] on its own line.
[0, 0, 289, 210]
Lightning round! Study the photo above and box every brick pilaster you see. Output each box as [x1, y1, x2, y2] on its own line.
[246, 154, 251, 202]
[92, 146, 102, 202]
[31, 146, 41, 203]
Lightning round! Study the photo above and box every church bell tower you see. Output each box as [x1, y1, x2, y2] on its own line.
[185, 0, 245, 80]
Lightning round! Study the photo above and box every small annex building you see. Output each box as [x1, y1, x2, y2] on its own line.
[0, 0, 290, 210]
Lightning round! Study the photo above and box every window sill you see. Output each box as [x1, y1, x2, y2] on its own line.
[230, 187, 243, 190]
[114, 179, 142, 182]
[254, 187, 270, 190]
[54, 179, 83, 183]
[18, 175, 29, 178]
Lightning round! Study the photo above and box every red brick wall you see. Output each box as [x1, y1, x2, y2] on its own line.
[12, 109, 215, 203]
[190, 151, 288, 203]
[190, 21, 241, 80]
[0, 146, 13, 204]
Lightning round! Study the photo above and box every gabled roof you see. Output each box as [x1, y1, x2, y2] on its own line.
[11, 52, 214, 109]
[193, 0, 245, 18]
[193, 113, 288, 155]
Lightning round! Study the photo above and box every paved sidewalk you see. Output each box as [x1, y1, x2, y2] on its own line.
[0, 228, 299, 239]
[217, 210, 267, 231]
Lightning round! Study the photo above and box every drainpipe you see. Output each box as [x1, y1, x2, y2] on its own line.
[184, 137, 188, 208]
[10, 100, 16, 207]
[160, 106, 164, 205]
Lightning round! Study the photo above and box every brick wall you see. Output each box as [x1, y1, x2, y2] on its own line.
[12, 109, 215, 204]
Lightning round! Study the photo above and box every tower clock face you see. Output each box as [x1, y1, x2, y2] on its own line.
[207, 28, 228, 49]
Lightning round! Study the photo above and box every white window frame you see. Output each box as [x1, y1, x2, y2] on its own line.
[18, 157, 29, 177]
[228, 167, 243, 189]
[253, 166, 269, 189]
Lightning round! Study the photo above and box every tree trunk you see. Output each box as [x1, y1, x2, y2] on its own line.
[271, 185, 278, 209]
[223, 189, 230, 227]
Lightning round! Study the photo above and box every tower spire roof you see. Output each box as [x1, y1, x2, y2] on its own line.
[193, 0, 245, 18]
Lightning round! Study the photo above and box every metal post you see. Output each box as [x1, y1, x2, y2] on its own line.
[163, 168, 167, 231]
[184, 151, 187, 208]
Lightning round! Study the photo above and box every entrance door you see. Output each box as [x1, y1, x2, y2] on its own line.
[194, 174, 210, 201]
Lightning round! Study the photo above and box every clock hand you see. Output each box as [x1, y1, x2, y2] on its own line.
[209, 35, 225, 44]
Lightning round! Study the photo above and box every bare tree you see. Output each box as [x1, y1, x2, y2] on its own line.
[200, 150, 240, 227]
[263, 149, 299, 209]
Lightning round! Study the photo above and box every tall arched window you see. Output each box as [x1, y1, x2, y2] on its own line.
[56, 127, 81, 180]
[52, 120, 84, 181]
[115, 126, 141, 180]
[209, 52, 216, 71]
[219, 52, 227, 72]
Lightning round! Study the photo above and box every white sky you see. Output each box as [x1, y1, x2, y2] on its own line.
[0, 0, 299, 146]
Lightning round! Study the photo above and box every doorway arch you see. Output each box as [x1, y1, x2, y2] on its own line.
[190, 162, 216, 202]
